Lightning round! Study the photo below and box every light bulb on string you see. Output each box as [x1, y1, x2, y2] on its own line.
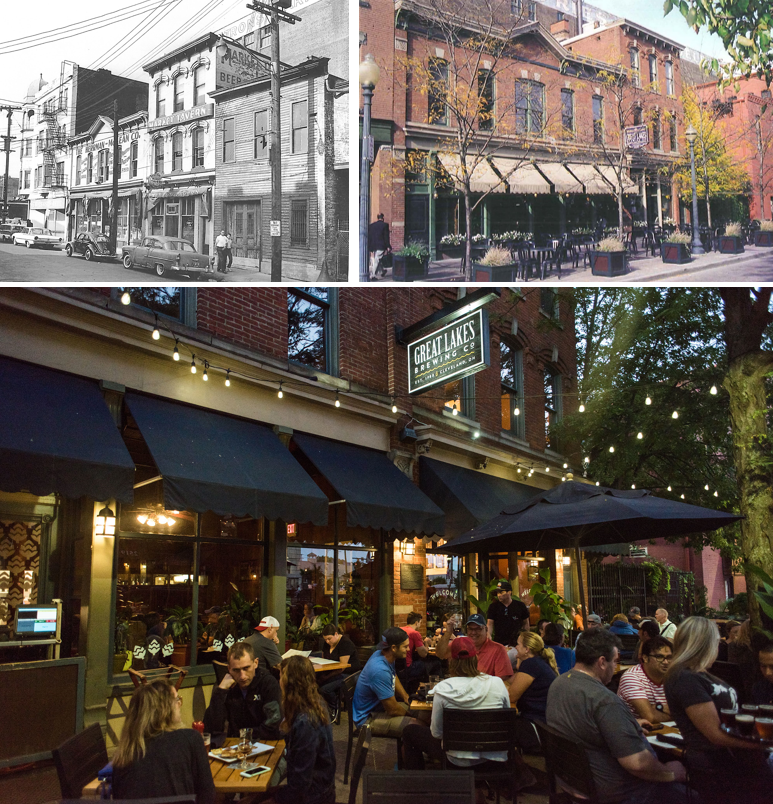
[710, 385, 717, 395]
[637, 432, 643, 439]
[545, 466, 550, 473]
[713, 490, 718, 497]
[672, 411, 679, 419]
[173, 341, 179, 361]
[680, 494, 685, 499]
[584, 456, 590, 464]
[645, 396, 651, 405]
[453, 394, 459, 415]
[704, 484, 709, 491]
[152, 323, 160, 341]
[667, 485, 672, 492]
[631, 484, 636, 489]
[121, 291, 131, 305]
[472, 431, 480, 439]
[609, 446, 615, 453]
[513, 406, 520, 416]
[202, 362, 208, 382]
[391, 397, 397, 414]
[225, 370, 231, 387]
[562, 476, 566, 482]
[278, 382, 284, 399]
[334, 391, 340, 408]
[190, 356, 197, 374]
[596, 481, 600, 486]
[579, 403, 585, 413]
[563, 463, 568, 469]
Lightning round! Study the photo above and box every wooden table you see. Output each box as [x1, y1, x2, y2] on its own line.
[82, 736, 285, 797]
[647, 724, 685, 759]
[312, 661, 349, 673]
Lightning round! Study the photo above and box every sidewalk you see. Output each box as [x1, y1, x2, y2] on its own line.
[372, 246, 771, 284]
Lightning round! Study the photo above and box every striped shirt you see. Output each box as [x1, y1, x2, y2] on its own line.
[617, 663, 668, 716]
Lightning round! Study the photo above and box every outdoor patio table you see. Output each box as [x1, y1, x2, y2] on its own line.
[313, 661, 350, 673]
[82, 736, 286, 797]
[530, 246, 558, 280]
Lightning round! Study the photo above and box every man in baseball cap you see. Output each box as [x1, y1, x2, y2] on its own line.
[574, 613, 604, 648]
[487, 579, 530, 647]
[436, 612, 513, 683]
[245, 614, 283, 672]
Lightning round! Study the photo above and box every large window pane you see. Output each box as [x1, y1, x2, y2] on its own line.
[288, 288, 328, 371]
[287, 546, 334, 632]
[115, 288, 182, 321]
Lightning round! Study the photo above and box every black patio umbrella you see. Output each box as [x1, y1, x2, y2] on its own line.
[432, 481, 741, 629]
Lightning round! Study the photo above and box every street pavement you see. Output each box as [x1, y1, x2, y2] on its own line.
[372, 245, 773, 284]
[0, 242, 326, 283]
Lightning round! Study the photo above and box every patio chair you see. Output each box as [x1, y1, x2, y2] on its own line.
[442, 708, 523, 804]
[535, 720, 600, 803]
[337, 723, 372, 804]
[127, 664, 188, 691]
[617, 634, 639, 661]
[52, 723, 109, 799]
[362, 770, 476, 804]
[517, 242, 537, 281]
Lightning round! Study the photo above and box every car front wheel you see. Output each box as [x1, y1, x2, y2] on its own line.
[155, 263, 166, 277]
[25, 240, 31, 248]
[84, 248, 94, 261]
[123, 254, 133, 269]
[65, 244, 73, 257]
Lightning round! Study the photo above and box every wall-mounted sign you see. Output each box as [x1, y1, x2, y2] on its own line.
[624, 124, 649, 150]
[148, 103, 214, 132]
[407, 308, 490, 395]
[400, 563, 424, 591]
[216, 37, 269, 89]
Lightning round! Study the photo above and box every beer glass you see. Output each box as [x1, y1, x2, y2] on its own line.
[755, 717, 773, 741]
[719, 708, 737, 727]
[736, 714, 755, 736]
[238, 727, 253, 768]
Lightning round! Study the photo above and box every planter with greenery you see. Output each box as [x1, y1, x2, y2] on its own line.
[472, 245, 518, 282]
[591, 238, 627, 277]
[167, 605, 193, 667]
[393, 241, 430, 282]
[225, 588, 261, 640]
[661, 232, 692, 264]
[718, 222, 744, 254]
[528, 567, 574, 627]
[438, 233, 466, 260]
[754, 221, 773, 247]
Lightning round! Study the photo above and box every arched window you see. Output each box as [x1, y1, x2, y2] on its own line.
[192, 128, 205, 167]
[154, 137, 165, 174]
[130, 140, 139, 177]
[172, 132, 183, 171]
[174, 74, 184, 112]
[193, 65, 207, 106]
[155, 83, 166, 118]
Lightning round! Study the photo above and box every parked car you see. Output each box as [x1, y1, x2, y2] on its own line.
[12, 227, 63, 249]
[65, 232, 116, 261]
[0, 223, 27, 243]
[122, 235, 215, 280]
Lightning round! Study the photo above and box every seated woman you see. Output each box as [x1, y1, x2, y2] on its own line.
[751, 641, 773, 705]
[509, 631, 558, 751]
[112, 680, 215, 804]
[401, 637, 535, 789]
[265, 655, 336, 804]
[664, 616, 773, 804]
[315, 623, 360, 720]
[608, 613, 637, 636]
[542, 622, 575, 675]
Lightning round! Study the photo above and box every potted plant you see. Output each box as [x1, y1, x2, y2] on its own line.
[224, 587, 261, 640]
[528, 567, 574, 628]
[660, 231, 692, 265]
[438, 233, 465, 260]
[718, 222, 744, 254]
[472, 244, 518, 282]
[754, 220, 773, 247]
[590, 237, 627, 276]
[166, 605, 193, 667]
[393, 240, 430, 281]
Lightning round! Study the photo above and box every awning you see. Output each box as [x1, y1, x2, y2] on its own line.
[437, 153, 507, 194]
[535, 162, 584, 193]
[125, 394, 329, 524]
[565, 163, 639, 195]
[490, 158, 552, 194]
[0, 356, 135, 502]
[292, 433, 445, 536]
[148, 186, 209, 202]
[419, 456, 536, 539]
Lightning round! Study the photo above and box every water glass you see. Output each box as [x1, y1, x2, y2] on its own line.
[202, 732, 211, 751]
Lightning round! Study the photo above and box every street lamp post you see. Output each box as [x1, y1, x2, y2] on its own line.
[685, 124, 705, 255]
[359, 54, 380, 283]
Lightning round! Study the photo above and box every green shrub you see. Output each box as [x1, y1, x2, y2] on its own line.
[595, 237, 626, 252]
[665, 231, 692, 244]
[396, 240, 430, 260]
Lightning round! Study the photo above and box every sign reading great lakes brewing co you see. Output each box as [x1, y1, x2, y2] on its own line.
[407, 308, 490, 395]
[624, 124, 649, 150]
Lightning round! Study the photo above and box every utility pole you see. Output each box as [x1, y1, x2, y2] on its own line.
[110, 100, 120, 254]
[247, 0, 301, 282]
[1, 106, 21, 223]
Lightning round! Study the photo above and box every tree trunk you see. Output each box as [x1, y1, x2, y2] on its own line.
[464, 189, 473, 281]
[617, 189, 624, 241]
[723, 351, 773, 627]
[702, 160, 712, 229]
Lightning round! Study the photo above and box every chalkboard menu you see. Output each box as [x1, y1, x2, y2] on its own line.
[400, 563, 424, 591]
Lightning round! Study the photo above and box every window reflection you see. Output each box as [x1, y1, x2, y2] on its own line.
[288, 288, 329, 371]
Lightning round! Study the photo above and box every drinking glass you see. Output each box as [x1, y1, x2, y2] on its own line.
[429, 675, 440, 692]
[755, 717, 773, 741]
[741, 704, 759, 715]
[239, 727, 253, 769]
[719, 708, 737, 727]
[202, 732, 211, 751]
[736, 714, 755, 736]
[759, 704, 773, 717]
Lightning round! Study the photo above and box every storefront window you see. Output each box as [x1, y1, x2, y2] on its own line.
[117, 198, 129, 246]
[181, 197, 195, 242]
[426, 545, 462, 633]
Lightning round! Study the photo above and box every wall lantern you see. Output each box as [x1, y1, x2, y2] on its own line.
[401, 539, 416, 556]
[95, 506, 116, 536]
[562, 554, 572, 566]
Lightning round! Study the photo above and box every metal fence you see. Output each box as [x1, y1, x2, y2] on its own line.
[587, 563, 695, 621]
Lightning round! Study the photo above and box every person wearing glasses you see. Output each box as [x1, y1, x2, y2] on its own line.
[113, 679, 215, 804]
[617, 636, 673, 724]
[436, 613, 513, 682]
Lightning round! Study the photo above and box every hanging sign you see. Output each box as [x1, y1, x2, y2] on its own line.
[624, 124, 649, 150]
[216, 36, 270, 88]
[407, 308, 490, 394]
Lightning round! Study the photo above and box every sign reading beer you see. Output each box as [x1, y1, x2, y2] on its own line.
[216, 36, 270, 89]
[407, 308, 490, 394]
[624, 124, 649, 150]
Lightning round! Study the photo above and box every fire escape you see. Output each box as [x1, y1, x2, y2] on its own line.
[40, 98, 66, 188]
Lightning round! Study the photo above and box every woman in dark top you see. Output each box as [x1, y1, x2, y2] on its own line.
[664, 616, 773, 804]
[112, 679, 214, 804]
[266, 655, 335, 804]
[316, 624, 360, 718]
[509, 631, 558, 751]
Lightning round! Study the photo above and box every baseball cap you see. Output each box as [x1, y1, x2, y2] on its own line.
[450, 636, 478, 659]
[256, 615, 280, 631]
[466, 613, 487, 629]
[495, 580, 512, 592]
[587, 614, 602, 624]
[204, 606, 222, 615]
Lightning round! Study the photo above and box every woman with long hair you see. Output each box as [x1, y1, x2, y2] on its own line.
[509, 631, 558, 751]
[664, 616, 772, 804]
[265, 655, 335, 804]
[112, 680, 214, 804]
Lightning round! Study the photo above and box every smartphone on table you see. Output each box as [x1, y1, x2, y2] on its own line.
[240, 765, 271, 778]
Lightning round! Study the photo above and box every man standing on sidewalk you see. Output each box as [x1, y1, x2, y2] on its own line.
[215, 230, 228, 273]
[368, 212, 390, 279]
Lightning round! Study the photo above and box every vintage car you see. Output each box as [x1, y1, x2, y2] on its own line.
[0, 223, 27, 243]
[122, 235, 214, 280]
[12, 227, 63, 249]
[64, 232, 116, 261]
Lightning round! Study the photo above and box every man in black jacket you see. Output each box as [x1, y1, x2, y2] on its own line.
[368, 212, 390, 279]
[203, 641, 282, 740]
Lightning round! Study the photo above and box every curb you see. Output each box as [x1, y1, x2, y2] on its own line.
[623, 250, 769, 283]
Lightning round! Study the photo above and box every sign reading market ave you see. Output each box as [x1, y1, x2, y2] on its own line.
[407, 308, 490, 395]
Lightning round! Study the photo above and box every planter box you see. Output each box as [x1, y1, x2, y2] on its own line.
[754, 231, 773, 247]
[393, 254, 429, 282]
[660, 242, 691, 264]
[171, 643, 191, 667]
[472, 262, 518, 282]
[590, 251, 627, 277]
[439, 245, 464, 260]
[718, 235, 744, 254]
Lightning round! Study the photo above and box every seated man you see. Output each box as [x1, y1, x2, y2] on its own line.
[245, 615, 283, 673]
[203, 641, 282, 740]
[352, 626, 416, 737]
[546, 628, 688, 804]
[618, 636, 673, 724]
[752, 641, 773, 705]
[574, 613, 604, 648]
[436, 613, 513, 683]
[398, 612, 434, 693]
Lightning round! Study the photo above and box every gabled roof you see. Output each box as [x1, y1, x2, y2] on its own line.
[142, 33, 220, 74]
[563, 18, 684, 55]
[70, 110, 149, 144]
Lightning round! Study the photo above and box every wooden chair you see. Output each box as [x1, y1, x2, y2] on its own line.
[442, 708, 522, 804]
[127, 664, 188, 690]
[337, 723, 372, 804]
[343, 670, 363, 784]
[362, 770, 476, 804]
[535, 720, 600, 803]
[52, 723, 109, 798]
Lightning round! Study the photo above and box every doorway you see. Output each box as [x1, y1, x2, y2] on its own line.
[226, 201, 262, 261]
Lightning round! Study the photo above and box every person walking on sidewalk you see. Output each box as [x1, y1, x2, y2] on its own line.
[368, 213, 390, 279]
[215, 230, 228, 273]
[225, 232, 234, 272]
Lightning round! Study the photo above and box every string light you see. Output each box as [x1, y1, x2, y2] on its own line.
[637, 432, 643, 439]
[334, 391, 340, 408]
[278, 382, 284, 399]
[545, 466, 550, 473]
[472, 431, 480, 439]
[713, 490, 718, 497]
[563, 463, 568, 469]
[516, 467, 522, 473]
[173, 341, 179, 361]
[453, 394, 459, 415]
[645, 396, 652, 405]
[609, 446, 615, 453]
[562, 475, 566, 481]
[225, 370, 231, 387]
[152, 315, 160, 340]
[596, 481, 600, 486]
[121, 291, 131, 305]
[513, 406, 520, 416]
[680, 494, 685, 499]
[704, 484, 709, 491]
[631, 484, 636, 489]
[190, 356, 197, 375]
[202, 362, 208, 382]
[667, 485, 672, 491]
[391, 397, 398, 414]
[672, 411, 679, 419]
[584, 456, 590, 463]
[710, 385, 717, 395]
[579, 403, 585, 412]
